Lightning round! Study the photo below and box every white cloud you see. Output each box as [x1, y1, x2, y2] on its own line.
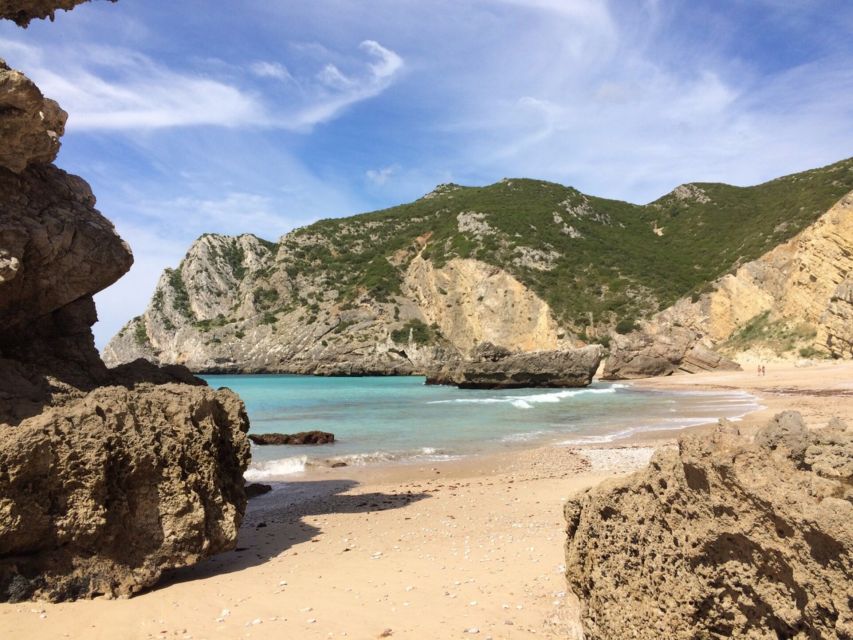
[0, 36, 404, 132]
[249, 60, 292, 81]
[366, 164, 399, 186]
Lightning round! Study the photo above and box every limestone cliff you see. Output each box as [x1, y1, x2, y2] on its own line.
[103, 232, 568, 373]
[0, 4, 251, 602]
[107, 161, 853, 375]
[605, 188, 853, 377]
[564, 412, 853, 639]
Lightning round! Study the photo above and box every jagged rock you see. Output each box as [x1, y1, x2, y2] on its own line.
[0, 163, 133, 329]
[0, 60, 67, 172]
[0, 0, 110, 26]
[427, 344, 603, 389]
[564, 412, 853, 639]
[0, 374, 250, 602]
[603, 325, 740, 379]
[248, 431, 335, 446]
[0, 40, 250, 602]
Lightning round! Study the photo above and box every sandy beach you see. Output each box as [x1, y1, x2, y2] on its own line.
[2, 360, 851, 640]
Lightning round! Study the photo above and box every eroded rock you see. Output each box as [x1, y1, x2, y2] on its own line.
[564, 412, 853, 639]
[428, 343, 603, 389]
[0, 60, 67, 172]
[248, 431, 335, 445]
[0, 0, 108, 26]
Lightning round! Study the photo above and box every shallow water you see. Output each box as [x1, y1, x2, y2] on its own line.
[200, 375, 760, 479]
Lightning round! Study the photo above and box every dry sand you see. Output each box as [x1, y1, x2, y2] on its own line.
[2, 361, 851, 640]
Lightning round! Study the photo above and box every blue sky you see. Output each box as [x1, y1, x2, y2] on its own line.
[1, 0, 851, 347]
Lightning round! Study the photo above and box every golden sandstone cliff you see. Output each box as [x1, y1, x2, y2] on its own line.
[0, 2, 250, 602]
[605, 190, 853, 377]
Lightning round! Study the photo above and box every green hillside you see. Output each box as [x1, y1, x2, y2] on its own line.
[276, 157, 853, 335]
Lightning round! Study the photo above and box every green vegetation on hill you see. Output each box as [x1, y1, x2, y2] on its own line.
[274, 157, 852, 332]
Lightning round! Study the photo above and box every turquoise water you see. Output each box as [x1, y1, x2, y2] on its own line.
[201, 375, 760, 479]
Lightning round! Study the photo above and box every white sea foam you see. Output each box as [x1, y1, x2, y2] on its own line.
[427, 385, 620, 408]
[244, 455, 307, 480]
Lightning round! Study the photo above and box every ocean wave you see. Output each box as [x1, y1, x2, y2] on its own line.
[244, 455, 307, 480]
[427, 385, 621, 408]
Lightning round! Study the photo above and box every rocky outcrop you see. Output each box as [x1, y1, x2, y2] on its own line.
[564, 412, 853, 639]
[0, 0, 102, 26]
[427, 343, 602, 389]
[102, 233, 569, 374]
[248, 431, 335, 445]
[0, 370, 250, 602]
[402, 255, 562, 353]
[0, 59, 67, 172]
[0, 16, 251, 602]
[603, 325, 740, 379]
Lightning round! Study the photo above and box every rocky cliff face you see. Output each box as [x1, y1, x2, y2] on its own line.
[0, 5, 250, 602]
[565, 412, 853, 639]
[103, 232, 571, 373]
[106, 159, 853, 376]
[605, 189, 853, 377]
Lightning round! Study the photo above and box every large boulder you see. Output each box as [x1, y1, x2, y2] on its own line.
[0, 377, 250, 602]
[564, 412, 853, 639]
[427, 343, 603, 389]
[603, 325, 740, 379]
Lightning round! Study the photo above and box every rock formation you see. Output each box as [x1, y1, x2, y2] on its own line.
[248, 431, 335, 445]
[603, 324, 741, 379]
[0, 0, 106, 26]
[427, 343, 603, 389]
[0, 6, 251, 602]
[564, 412, 853, 639]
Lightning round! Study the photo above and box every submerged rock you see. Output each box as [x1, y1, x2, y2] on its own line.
[427, 343, 603, 389]
[564, 412, 853, 639]
[245, 483, 273, 499]
[249, 431, 335, 445]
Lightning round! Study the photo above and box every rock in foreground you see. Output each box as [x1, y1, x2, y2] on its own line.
[0, 373, 250, 602]
[428, 343, 603, 389]
[248, 431, 335, 445]
[564, 412, 853, 639]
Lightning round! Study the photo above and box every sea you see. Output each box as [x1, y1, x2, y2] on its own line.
[200, 375, 761, 481]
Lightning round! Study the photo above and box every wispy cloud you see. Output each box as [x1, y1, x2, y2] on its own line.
[366, 164, 399, 186]
[0, 36, 404, 132]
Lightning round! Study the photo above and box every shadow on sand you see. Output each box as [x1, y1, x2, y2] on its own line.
[157, 477, 430, 588]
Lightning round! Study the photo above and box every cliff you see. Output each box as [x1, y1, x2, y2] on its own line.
[0, 4, 250, 602]
[564, 412, 853, 639]
[105, 161, 853, 374]
[605, 188, 853, 377]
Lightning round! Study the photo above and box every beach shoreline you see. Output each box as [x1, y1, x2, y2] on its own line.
[2, 361, 851, 639]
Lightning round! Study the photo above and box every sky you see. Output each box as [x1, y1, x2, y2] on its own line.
[1, 0, 852, 348]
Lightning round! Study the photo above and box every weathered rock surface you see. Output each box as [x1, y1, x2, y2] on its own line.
[248, 431, 335, 446]
[0, 29, 251, 602]
[564, 412, 853, 639]
[102, 232, 570, 374]
[0, 371, 250, 602]
[0, 0, 103, 26]
[428, 343, 603, 389]
[603, 325, 740, 379]
[612, 190, 853, 370]
[0, 59, 67, 172]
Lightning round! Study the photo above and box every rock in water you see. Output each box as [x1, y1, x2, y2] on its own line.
[0, 15, 251, 602]
[248, 431, 335, 445]
[427, 343, 603, 389]
[564, 412, 853, 639]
